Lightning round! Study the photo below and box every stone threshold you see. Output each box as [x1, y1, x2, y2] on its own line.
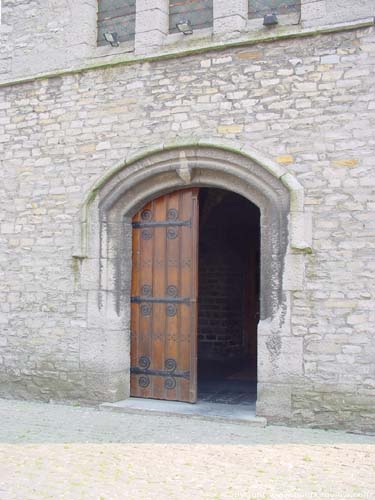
[100, 398, 267, 427]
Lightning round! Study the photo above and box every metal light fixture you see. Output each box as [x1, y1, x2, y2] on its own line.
[103, 32, 120, 47]
[176, 19, 193, 35]
[263, 13, 278, 26]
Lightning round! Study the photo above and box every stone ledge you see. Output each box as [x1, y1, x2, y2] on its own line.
[0, 17, 374, 89]
[100, 398, 267, 427]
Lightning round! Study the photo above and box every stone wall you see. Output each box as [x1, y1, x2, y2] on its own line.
[0, 3, 375, 431]
[302, 0, 375, 28]
[1, 0, 374, 82]
[1, 0, 98, 79]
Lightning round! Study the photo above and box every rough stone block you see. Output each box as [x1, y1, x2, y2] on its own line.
[214, 0, 248, 18]
[283, 254, 305, 291]
[257, 383, 292, 418]
[213, 0, 248, 34]
[137, 0, 168, 13]
[290, 211, 312, 250]
[135, 29, 166, 52]
[135, 8, 168, 34]
[214, 15, 247, 34]
[301, 0, 326, 23]
[79, 328, 130, 372]
[258, 336, 304, 382]
[87, 291, 129, 331]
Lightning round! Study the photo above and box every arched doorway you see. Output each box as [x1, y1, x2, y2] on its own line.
[198, 188, 260, 405]
[76, 144, 308, 418]
[129, 187, 260, 404]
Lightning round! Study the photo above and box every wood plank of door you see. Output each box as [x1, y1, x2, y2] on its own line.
[130, 188, 199, 403]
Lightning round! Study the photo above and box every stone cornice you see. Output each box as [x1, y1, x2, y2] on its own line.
[0, 17, 374, 89]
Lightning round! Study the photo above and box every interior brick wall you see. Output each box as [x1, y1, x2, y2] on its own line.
[198, 234, 245, 360]
[198, 190, 259, 361]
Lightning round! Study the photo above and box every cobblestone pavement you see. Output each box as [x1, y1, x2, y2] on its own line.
[0, 399, 374, 500]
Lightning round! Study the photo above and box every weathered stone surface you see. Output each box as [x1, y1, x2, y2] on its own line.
[1, 399, 375, 499]
[291, 386, 375, 432]
[257, 383, 292, 418]
[0, 1, 374, 432]
[1, 1, 374, 82]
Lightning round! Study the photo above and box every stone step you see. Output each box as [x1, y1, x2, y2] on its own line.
[100, 397, 267, 427]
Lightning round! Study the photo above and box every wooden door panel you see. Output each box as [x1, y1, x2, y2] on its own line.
[130, 189, 199, 403]
[130, 202, 154, 399]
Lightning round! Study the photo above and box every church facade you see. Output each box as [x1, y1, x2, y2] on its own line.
[0, 0, 375, 432]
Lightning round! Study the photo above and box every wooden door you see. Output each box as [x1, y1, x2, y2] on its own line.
[130, 189, 199, 403]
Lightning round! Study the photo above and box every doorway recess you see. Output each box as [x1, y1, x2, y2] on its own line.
[198, 188, 260, 406]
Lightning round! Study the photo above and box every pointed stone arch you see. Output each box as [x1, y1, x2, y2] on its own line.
[75, 140, 309, 258]
[74, 141, 311, 414]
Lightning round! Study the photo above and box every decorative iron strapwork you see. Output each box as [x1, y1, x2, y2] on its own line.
[131, 296, 191, 304]
[131, 291, 191, 317]
[132, 219, 192, 229]
[133, 214, 192, 240]
[131, 356, 190, 390]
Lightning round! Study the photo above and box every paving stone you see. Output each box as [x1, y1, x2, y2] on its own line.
[0, 399, 374, 500]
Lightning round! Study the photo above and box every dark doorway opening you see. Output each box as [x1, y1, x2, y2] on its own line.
[198, 188, 260, 405]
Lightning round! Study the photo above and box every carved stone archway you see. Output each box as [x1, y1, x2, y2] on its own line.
[75, 142, 311, 419]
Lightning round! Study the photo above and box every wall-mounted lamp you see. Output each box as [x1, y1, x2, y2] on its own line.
[103, 32, 120, 47]
[263, 13, 278, 26]
[176, 19, 193, 35]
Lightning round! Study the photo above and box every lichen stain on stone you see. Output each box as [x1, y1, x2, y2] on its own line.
[97, 290, 104, 311]
[305, 253, 317, 280]
[266, 334, 282, 364]
[114, 255, 123, 317]
[278, 297, 288, 330]
[71, 257, 82, 287]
